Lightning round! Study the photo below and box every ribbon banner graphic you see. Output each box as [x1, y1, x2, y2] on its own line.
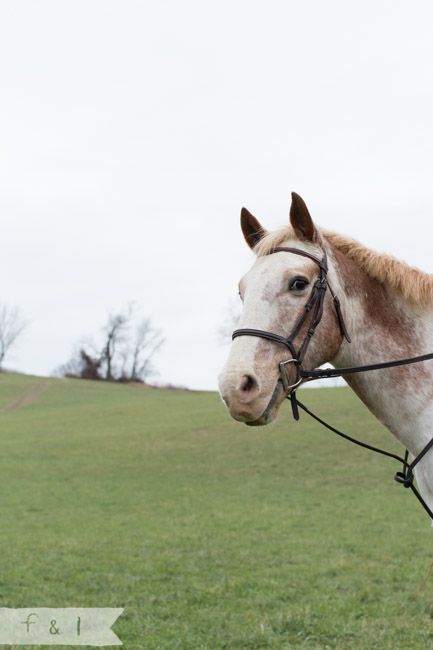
[0, 608, 123, 646]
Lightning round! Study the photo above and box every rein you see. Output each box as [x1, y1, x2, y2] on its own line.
[232, 245, 433, 521]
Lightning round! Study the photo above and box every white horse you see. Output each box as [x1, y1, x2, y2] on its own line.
[219, 193, 433, 517]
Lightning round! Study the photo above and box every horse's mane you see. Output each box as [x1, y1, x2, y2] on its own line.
[255, 225, 433, 308]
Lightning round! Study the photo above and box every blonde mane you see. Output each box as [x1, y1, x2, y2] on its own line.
[255, 225, 433, 308]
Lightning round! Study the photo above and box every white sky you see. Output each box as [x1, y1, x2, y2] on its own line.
[2, 0, 433, 390]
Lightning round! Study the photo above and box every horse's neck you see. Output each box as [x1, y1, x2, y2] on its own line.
[331, 259, 433, 458]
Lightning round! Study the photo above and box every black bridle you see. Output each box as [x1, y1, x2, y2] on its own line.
[232, 245, 433, 520]
[233, 246, 351, 391]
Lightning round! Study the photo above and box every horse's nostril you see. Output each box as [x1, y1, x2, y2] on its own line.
[241, 374, 257, 395]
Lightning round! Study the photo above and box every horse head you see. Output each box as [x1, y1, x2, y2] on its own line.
[218, 193, 347, 426]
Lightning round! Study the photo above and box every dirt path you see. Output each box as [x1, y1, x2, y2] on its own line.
[0, 381, 50, 415]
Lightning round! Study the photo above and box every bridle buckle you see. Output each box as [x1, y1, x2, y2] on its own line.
[279, 359, 303, 393]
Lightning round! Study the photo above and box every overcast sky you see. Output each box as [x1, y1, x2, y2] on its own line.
[2, 0, 433, 390]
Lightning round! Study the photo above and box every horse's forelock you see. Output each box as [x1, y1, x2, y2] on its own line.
[254, 225, 324, 257]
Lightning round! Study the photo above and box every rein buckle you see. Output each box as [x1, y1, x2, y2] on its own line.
[279, 359, 303, 393]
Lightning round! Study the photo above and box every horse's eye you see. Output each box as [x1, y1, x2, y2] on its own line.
[289, 277, 309, 292]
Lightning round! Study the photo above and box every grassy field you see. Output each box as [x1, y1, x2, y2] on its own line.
[1, 374, 433, 649]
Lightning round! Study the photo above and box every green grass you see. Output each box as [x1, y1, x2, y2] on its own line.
[1, 373, 433, 649]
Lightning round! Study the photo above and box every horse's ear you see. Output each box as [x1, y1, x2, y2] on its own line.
[241, 207, 267, 249]
[290, 192, 316, 241]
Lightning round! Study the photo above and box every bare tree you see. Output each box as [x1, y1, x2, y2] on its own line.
[101, 310, 130, 380]
[216, 298, 242, 346]
[56, 307, 164, 383]
[0, 305, 28, 371]
[127, 319, 165, 382]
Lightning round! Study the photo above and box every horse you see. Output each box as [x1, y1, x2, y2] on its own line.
[218, 192, 433, 517]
